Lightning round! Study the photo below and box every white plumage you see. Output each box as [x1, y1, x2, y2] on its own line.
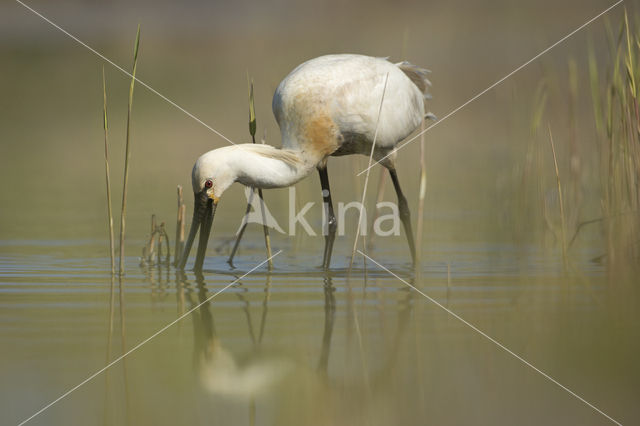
[179, 54, 433, 271]
[274, 54, 429, 157]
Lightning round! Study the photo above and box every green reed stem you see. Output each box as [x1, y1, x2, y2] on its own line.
[118, 25, 141, 275]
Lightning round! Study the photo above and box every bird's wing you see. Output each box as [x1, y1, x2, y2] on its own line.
[328, 57, 426, 148]
[273, 55, 429, 150]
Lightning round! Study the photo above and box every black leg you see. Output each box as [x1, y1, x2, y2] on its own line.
[317, 276, 335, 374]
[389, 168, 416, 266]
[318, 166, 337, 270]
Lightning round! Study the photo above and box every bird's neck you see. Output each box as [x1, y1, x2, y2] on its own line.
[229, 144, 316, 189]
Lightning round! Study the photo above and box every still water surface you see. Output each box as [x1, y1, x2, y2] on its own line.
[0, 237, 638, 425]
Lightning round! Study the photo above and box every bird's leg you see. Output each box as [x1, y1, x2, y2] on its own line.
[367, 168, 387, 249]
[227, 187, 273, 270]
[318, 166, 337, 270]
[227, 189, 255, 268]
[388, 168, 416, 266]
[317, 276, 335, 374]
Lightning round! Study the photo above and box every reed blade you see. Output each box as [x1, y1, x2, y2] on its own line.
[118, 24, 141, 275]
[102, 67, 116, 275]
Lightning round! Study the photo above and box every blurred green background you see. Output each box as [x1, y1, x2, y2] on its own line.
[1, 0, 635, 248]
[3, 1, 640, 425]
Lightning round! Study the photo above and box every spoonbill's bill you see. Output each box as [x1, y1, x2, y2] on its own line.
[178, 54, 433, 272]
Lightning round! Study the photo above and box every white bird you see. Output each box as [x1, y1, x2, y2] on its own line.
[178, 54, 433, 272]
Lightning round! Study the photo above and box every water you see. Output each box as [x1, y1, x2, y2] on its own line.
[1, 237, 638, 426]
[2, 2, 640, 422]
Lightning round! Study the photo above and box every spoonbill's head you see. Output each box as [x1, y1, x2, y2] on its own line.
[178, 149, 235, 272]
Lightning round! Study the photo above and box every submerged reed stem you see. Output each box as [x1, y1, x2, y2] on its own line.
[174, 186, 185, 267]
[250, 77, 273, 270]
[102, 67, 116, 275]
[228, 76, 273, 269]
[349, 73, 390, 271]
[117, 25, 141, 275]
[548, 125, 568, 271]
[415, 120, 427, 276]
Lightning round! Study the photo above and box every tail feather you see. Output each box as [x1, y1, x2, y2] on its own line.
[395, 61, 432, 98]
[396, 61, 436, 121]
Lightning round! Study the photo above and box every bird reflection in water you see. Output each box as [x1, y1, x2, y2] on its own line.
[187, 272, 294, 399]
[167, 270, 414, 425]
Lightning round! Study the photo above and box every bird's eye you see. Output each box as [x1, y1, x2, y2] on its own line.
[204, 179, 213, 189]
